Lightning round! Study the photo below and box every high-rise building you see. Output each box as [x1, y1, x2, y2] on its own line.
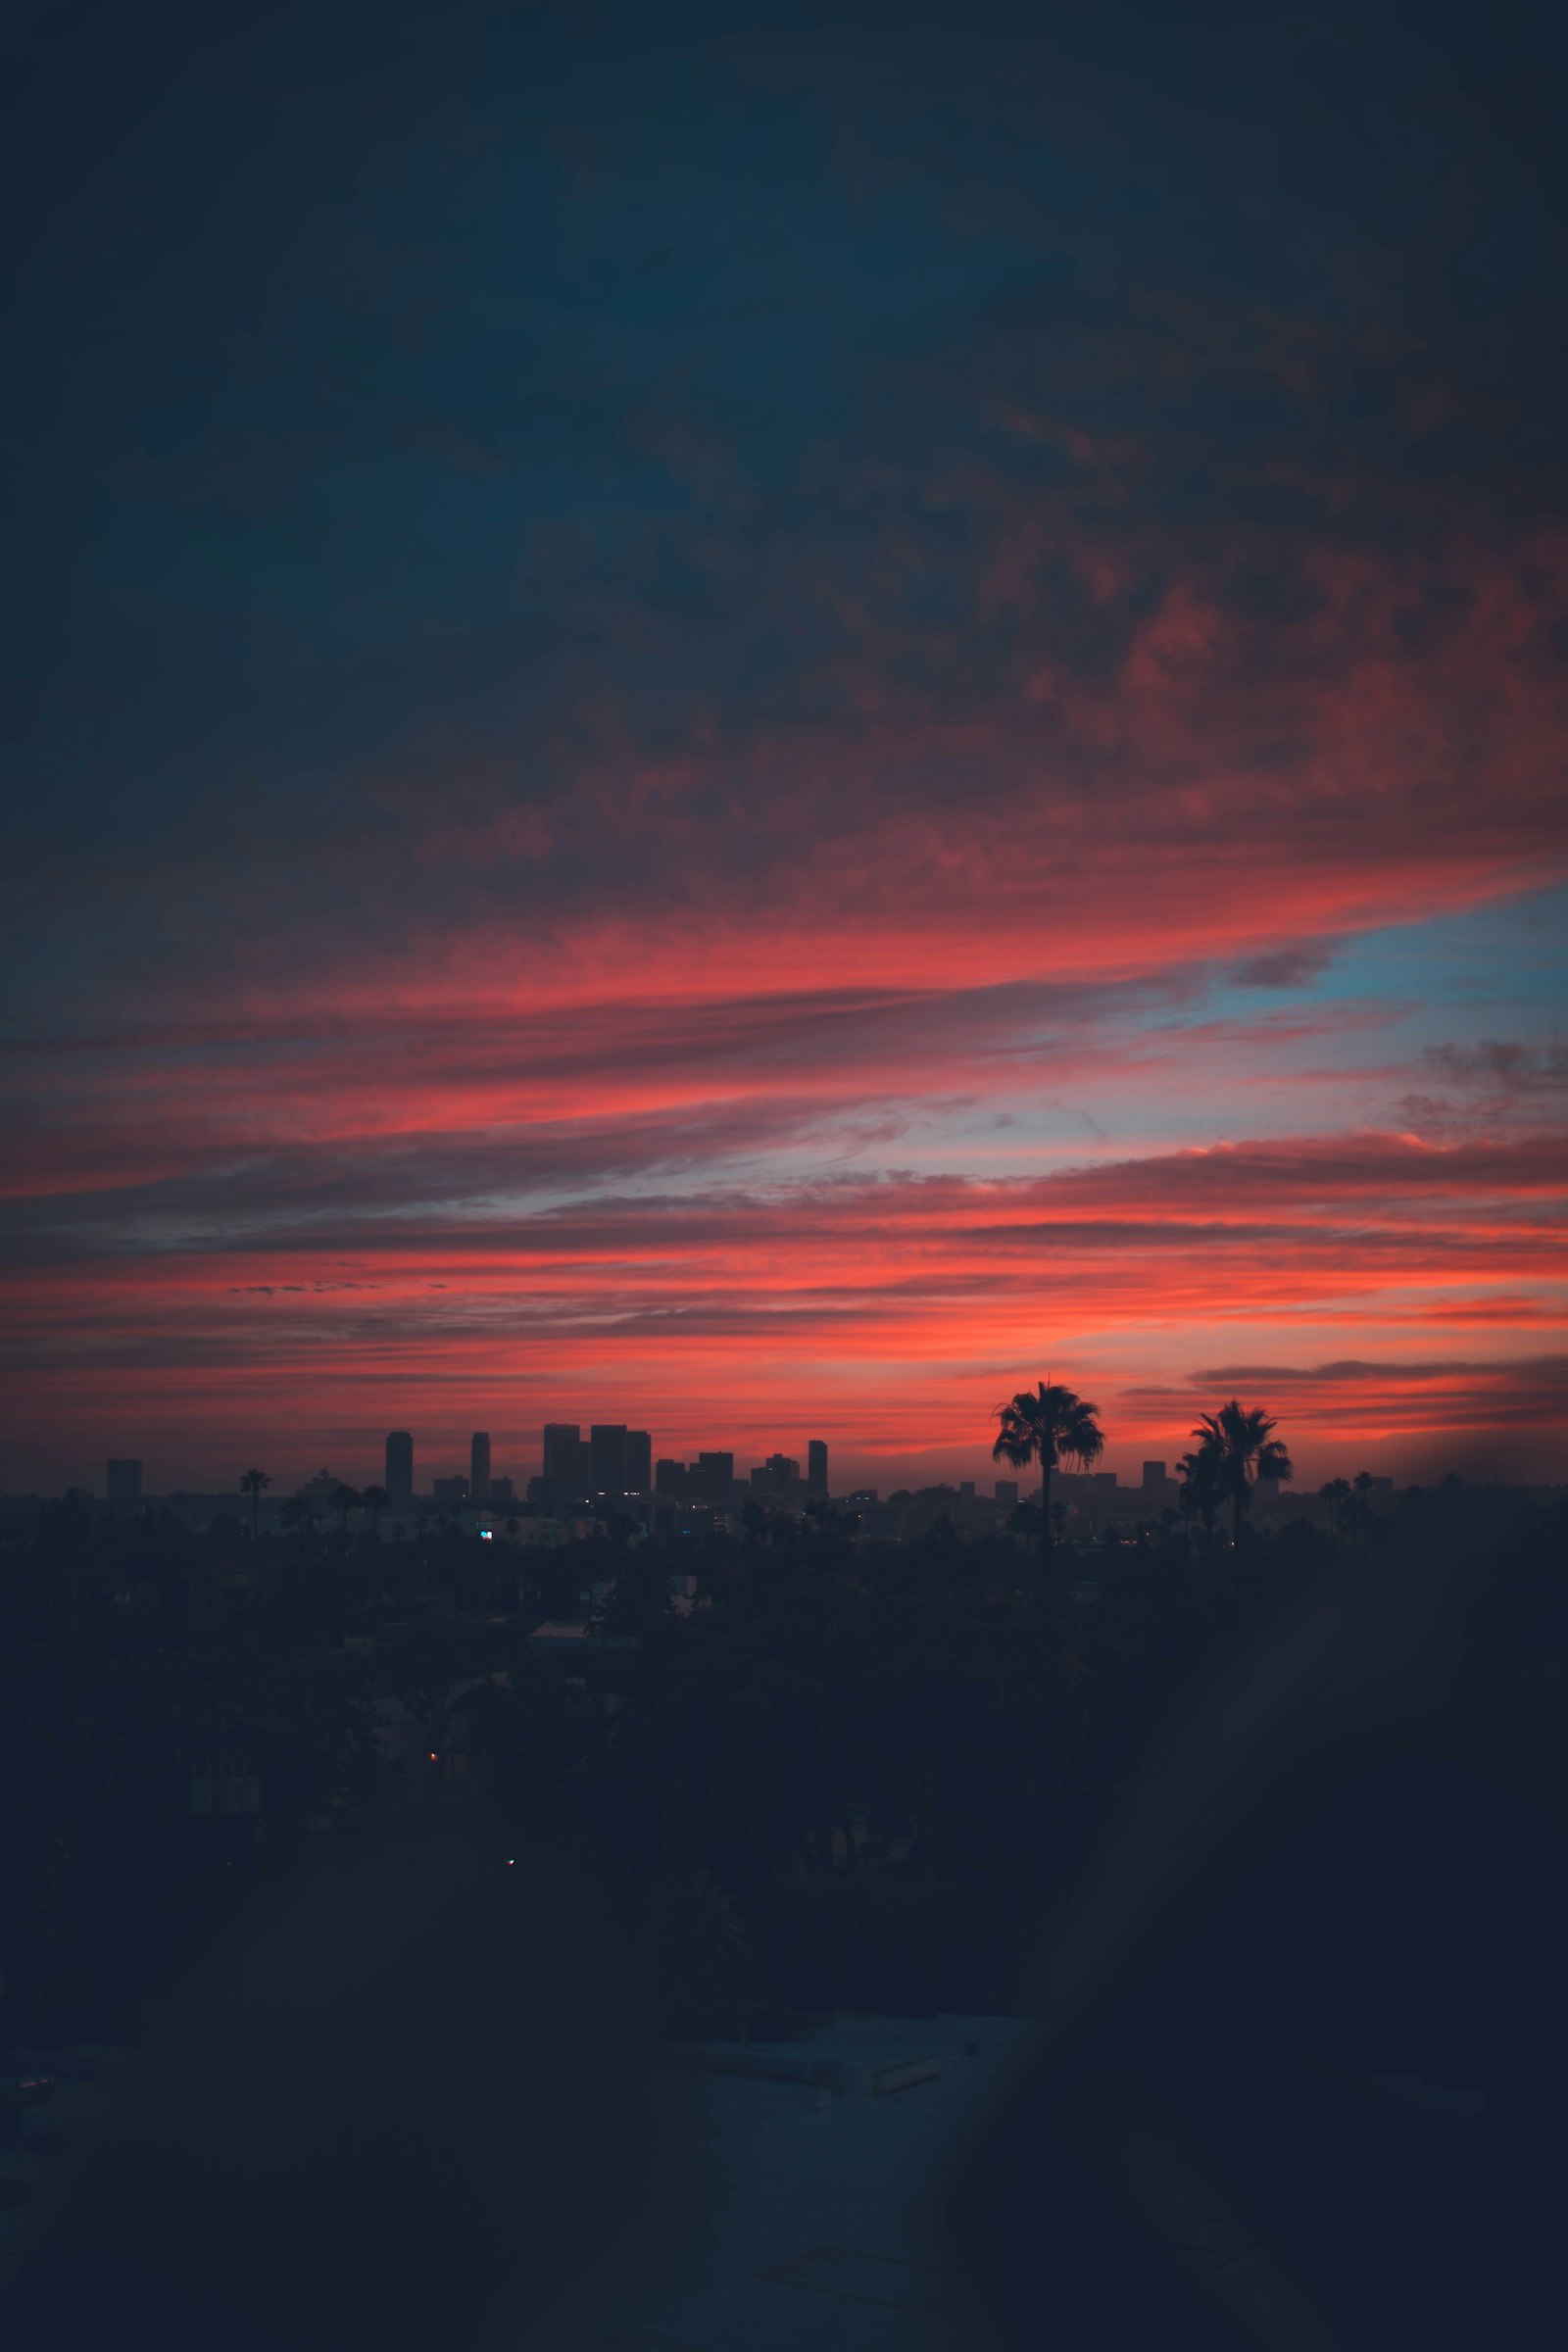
[995, 1479, 1018, 1505]
[385, 1431, 414, 1506]
[107, 1458, 142, 1511]
[752, 1452, 802, 1497]
[696, 1450, 734, 1500]
[489, 1476, 514, 1507]
[543, 1424, 585, 1494]
[625, 1430, 652, 1494]
[808, 1439, 828, 1498]
[590, 1424, 628, 1496]
[1142, 1461, 1168, 1491]
[470, 1431, 491, 1503]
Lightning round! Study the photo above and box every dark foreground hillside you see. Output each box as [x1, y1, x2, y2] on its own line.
[906, 1504, 1568, 2350]
[5, 1490, 1564, 2348]
[3, 1800, 725, 2352]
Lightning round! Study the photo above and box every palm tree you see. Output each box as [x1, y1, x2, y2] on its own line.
[328, 1484, 361, 1537]
[361, 1484, 390, 1538]
[240, 1467, 270, 1543]
[1191, 1399, 1294, 1545]
[1319, 1477, 1351, 1542]
[992, 1379, 1105, 1563]
[1178, 1445, 1226, 1552]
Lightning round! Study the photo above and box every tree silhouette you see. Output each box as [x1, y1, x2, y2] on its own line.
[239, 1468, 270, 1543]
[280, 1496, 319, 1553]
[1324, 1470, 1377, 1547]
[361, 1484, 390, 1538]
[328, 1484, 361, 1537]
[992, 1380, 1104, 1564]
[1318, 1477, 1352, 1542]
[1178, 1445, 1226, 1553]
[1191, 1400, 1294, 1546]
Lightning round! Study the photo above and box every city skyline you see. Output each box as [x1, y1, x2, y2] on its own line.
[31, 1409, 1536, 1506]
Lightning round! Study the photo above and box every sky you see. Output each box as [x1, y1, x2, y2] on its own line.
[2, 0, 1566, 1495]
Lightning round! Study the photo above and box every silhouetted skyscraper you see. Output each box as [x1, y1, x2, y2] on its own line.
[1142, 1461, 1168, 1491]
[753, 1452, 802, 1497]
[625, 1430, 651, 1494]
[107, 1458, 142, 1511]
[385, 1431, 414, 1506]
[470, 1431, 491, 1503]
[808, 1439, 828, 1498]
[696, 1450, 734, 1500]
[590, 1424, 628, 1495]
[543, 1423, 590, 1497]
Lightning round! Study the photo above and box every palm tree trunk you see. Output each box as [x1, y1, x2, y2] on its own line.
[1041, 1457, 1054, 1565]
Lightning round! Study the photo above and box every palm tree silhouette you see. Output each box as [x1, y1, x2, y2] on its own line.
[1178, 1445, 1226, 1553]
[1319, 1477, 1351, 1541]
[1191, 1399, 1293, 1546]
[362, 1484, 390, 1538]
[992, 1380, 1105, 1563]
[239, 1467, 270, 1544]
[328, 1484, 360, 1538]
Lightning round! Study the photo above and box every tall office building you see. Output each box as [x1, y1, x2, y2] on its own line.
[625, 1430, 652, 1494]
[752, 1452, 802, 1497]
[543, 1424, 586, 1495]
[696, 1450, 734, 1501]
[107, 1458, 142, 1511]
[1142, 1461, 1169, 1493]
[808, 1439, 828, 1499]
[385, 1431, 414, 1506]
[589, 1424, 628, 1496]
[470, 1431, 491, 1503]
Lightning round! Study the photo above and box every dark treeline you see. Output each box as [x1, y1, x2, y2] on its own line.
[472, 1478, 1568, 2048]
[6, 1470, 1561, 2058]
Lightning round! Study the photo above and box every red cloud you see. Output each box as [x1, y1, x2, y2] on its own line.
[7, 296, 1568, 1491]
[4, 1122, 1563, 1489]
